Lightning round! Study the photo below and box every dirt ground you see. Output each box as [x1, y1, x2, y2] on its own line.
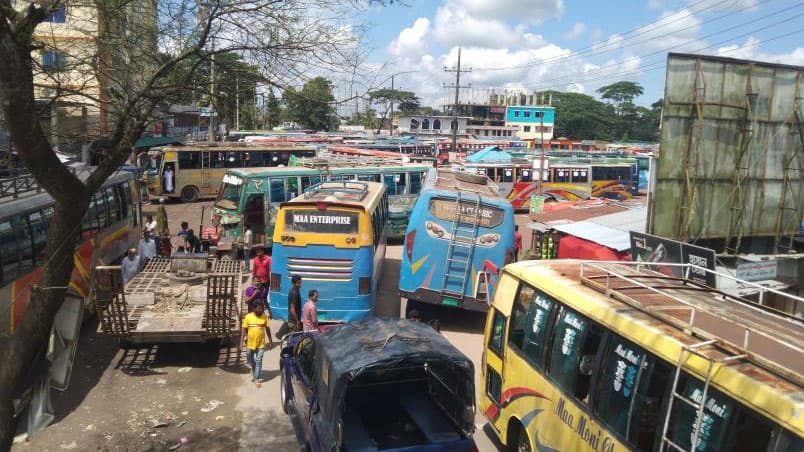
[14, 198, 530, 452]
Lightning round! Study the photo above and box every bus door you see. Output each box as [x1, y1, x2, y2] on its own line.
[159, 151, 178, 195]
[244, 192, 266, 244]
[200, 151, 212, 190]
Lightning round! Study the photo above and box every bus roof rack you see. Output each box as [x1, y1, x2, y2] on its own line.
[303, 180, 370, 201]
[0, 166, 92, 200]
[296, 155, 402, 169]
[578, 261, 804, 384]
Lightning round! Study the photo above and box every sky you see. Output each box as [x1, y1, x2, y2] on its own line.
[343, 0, 804, 110]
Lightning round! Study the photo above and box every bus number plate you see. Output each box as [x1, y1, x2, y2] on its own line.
[442, 297, 459, 307]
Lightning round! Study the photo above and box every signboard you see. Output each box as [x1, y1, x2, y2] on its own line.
[736, 260, 777, 282]
[529, 195, 545, 214]
[629, 232, 716, 287]
[284, 210, 359, 234]
[429, 198, 504, 228]
[222, 174, 243, 186]
[490, 106, 505, 114]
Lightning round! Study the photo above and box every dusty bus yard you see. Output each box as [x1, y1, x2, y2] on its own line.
[13, 199, 519, 451]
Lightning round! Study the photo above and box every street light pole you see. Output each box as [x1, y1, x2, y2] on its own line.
[390, 74, 394, 137]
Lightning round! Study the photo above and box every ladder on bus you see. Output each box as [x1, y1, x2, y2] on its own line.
[660, 339, 746, 452]
[440, 192, 481, 300]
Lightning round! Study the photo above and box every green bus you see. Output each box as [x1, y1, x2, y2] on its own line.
[213, 162, 433, 246]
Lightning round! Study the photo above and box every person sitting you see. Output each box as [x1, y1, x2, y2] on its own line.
[185, 229, 202, 254]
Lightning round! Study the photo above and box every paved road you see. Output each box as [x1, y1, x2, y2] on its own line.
[16, 199, 512, 451]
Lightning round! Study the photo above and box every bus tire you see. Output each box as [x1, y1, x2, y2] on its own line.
[455, 171, 488, 185]
[180, 185, 199, 203]
[507, 420, 531, 452]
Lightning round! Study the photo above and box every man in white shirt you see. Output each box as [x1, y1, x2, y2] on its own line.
[121, 248, 140, 284]
[163, 166, 174, 193]
[138, 231, 157, 267]
[144, 215, 157, 235]
[242, 226, 253, 272]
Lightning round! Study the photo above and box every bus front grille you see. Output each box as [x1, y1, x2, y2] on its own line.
[287, 257, 354, 281]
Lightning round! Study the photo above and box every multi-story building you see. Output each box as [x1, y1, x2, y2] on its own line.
[396, 115, 471, 137]
[28, 1, 157, 156]
[504, 105, 555, 141]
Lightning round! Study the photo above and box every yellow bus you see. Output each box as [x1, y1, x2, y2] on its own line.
[147, 143, 316, 202]
[270, 181, 388, 322]
[481, 260, 803, 452]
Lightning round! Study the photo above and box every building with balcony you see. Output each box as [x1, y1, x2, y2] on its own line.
[396, 115, 471, 137]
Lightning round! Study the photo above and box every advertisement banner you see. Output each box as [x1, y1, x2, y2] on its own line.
[529, 195, 545, 215]
[629, 232, 716, 287]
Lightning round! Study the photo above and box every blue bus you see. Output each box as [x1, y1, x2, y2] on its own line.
[399, 170, 515, 312]
[270, 181, 388, 322]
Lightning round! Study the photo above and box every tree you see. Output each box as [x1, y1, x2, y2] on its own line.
[239, 101, 262, 130]
[596, 81, 645, 105]
[0, 0, 368, 448]
[367, 88, 419, 133]
[543, 90, 617, 141]
[283, 77, 340, 131]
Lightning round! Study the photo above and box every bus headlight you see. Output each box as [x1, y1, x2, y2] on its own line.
[477, 233, 500, 246]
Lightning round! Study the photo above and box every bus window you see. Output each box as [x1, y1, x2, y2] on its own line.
[488, 309, 506, 357]
[410, 172, 422, 193]
[106, 187, 120, 222]
[775, 430, 804, 452]
[270, 152, 289, 166]
[178, 151, 201, 169]
[486, 366, 503, 406]
[548, 308, 603, 403]
[358, 174, 380, 182]
[396, 173, 407, 194]
[507, 284, 556, 369]
[555, 169, 571, 183]
[382, 174, 397, 195]
[724, 406, 775, 451]
[0, 220, 18, 283]
[301, 176, 322, 192]
[95, 191, 110, 228]
[521, 169, 532, 182]
[269, 178, 287, 202]
[287, 177, 299, 199]
[571, 170, 588, 183]
[118, 183, 132, 220]
[666, 374, 733, 452]
[29, 211, 48, 266]
[16, 216, 34, 275]
[502, 168, 514, 182]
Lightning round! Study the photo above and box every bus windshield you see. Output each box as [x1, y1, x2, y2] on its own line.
[138, 151, 162, 175]
[215, 182, 241, 210]
[283, 208, 359, 234]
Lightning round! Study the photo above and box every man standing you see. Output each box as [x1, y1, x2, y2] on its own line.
[138, 231, 157, 267]
[120, 248, 140, 284]
[242, 226, 253, 272]
[241, 301, 272, 388]
[244, 279, 268, 313]
[163, 165, 175, 193]
[251, 246, 271, 287]
[302, 289, 319, 332]
[513, 224, 522, 262]
[288, 275, 303, 332]
[144, 215, 157, 235]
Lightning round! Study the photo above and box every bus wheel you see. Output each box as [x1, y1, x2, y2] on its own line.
[508, 421, 531, 452]
[180, 185, 199, 203]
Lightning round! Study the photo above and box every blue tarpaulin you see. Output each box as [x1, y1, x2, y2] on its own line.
[465, 145, 511, 163]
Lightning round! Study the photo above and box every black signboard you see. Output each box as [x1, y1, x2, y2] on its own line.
[284, 210, 359, 234]
[629, 232, 716, 287]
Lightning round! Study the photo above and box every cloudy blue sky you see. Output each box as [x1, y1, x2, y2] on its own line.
[345, 0, 803, 108]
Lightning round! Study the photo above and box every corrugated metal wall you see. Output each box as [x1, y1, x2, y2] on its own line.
[650, 53, 803, 252]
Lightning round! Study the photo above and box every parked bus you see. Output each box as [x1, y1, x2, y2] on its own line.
[465, 161, 634, 210]
[481, 260, 803, 452]
[399, 170, 515, 312]
[147, 144, 317, 202]
[270, 181, 388, 322]
[213, 162, 430, 245]
[1, 169, 140, 387]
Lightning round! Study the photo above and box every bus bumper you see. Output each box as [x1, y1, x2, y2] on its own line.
[400, 289, 489, 312]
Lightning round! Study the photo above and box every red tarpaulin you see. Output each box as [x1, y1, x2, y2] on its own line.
[557, 235, 630, 261]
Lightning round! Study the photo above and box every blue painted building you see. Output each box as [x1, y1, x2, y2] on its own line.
[504, 106, 555, 141]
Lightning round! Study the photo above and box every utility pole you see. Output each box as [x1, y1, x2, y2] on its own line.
[539, 108, 545, 195]
[390, 74, 395, 137]
[207, 52, 215, 142]
[235, 74, 240, 131]
[444, 47, 471, 156]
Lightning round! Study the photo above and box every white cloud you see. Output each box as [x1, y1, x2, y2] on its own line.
[454, 0, 564, 23]
[716, 37, 804, 66]
[648, 0, 662, 10]
[564, 22, 586, 40]
[687, 0, 758, 12]
[387, 17, 431, 59]
[433, 2, 526, 48]
[629, 8, 703, 52]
